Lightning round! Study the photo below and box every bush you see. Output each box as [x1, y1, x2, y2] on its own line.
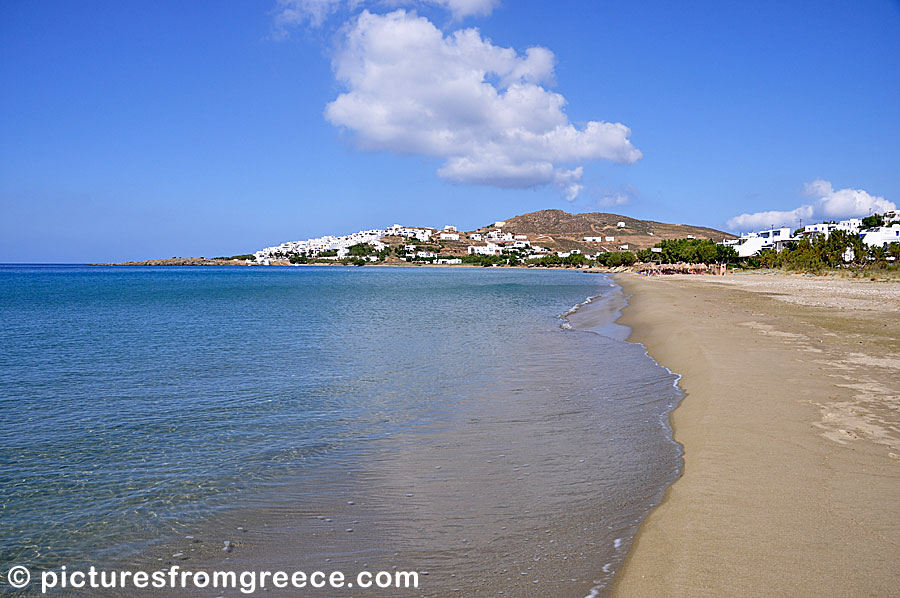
[862, 214, 882, 229]
[651, 238, 738, 264]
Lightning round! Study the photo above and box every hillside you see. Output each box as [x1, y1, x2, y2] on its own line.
[110, 209, 737, 265]
[473, 209, 735, 253]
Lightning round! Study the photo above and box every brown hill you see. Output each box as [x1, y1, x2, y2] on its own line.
[472, 209, 735, 253]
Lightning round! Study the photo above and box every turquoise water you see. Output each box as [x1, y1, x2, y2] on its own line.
[0, 265, 681, 595]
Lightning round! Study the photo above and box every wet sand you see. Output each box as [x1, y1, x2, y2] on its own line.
[611, 273, 900, 597]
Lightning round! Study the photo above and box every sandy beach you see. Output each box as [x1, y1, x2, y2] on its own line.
[611, 272, 900, 597]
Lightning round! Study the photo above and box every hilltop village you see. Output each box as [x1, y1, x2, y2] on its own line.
[247, 209, 900, 269]
[111, 209, 900, 272]
[247, 210, 736, 267]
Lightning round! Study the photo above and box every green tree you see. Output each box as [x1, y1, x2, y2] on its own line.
[347, 243, 375, 257]
[887, 242, 900, 260]
[862, 214, 882, 229]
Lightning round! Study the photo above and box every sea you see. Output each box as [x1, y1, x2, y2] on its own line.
[0, 265, 682, 597]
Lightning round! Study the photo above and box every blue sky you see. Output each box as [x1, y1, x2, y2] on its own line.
[1, 0, 898, 262]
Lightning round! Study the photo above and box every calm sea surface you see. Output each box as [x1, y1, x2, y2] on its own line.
[0, 265, 682, 597]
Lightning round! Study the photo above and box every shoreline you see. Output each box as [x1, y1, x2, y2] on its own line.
[609, 273, 900, 596]
[42, 269, 680, 598]
[96, 260, 611, 271]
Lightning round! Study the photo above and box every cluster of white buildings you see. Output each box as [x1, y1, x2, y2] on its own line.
[385, 224, 434, 242]
[724, 211, 900, 258]
[465, 222, 552, 259]
[254, 229, 388, 262]
[254, 224, 447, 263]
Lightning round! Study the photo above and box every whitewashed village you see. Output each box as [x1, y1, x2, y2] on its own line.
[113, 208, 899, 272]
[247, 208, 900, 270]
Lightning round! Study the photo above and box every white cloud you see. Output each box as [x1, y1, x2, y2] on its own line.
[325, 10, 641, 199]
[272, 0, 497, 33]
[415, 0, 499, 19]
[803, 179, 895, 219]
[727, 179, 894, 231]
[595, 184, 637, 208]
[272, 0, 345, 32]
[727, 205, 815, 232]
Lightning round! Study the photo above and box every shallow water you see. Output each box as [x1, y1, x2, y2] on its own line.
[0, 265, 681, 597]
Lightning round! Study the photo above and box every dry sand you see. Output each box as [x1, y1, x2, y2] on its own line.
[611, 272, 900, 597]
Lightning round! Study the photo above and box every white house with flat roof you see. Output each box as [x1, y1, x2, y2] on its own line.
[862, 224, 900, 248]
[801, 218, 863, 240]
[723, 227, 794, 257]
[468, 244, 503, 256]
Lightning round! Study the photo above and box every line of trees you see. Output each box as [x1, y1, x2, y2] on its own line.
[279, 233, 898, 273]
[635, 238, 739, 264]
[750, 230, 899, 271]
[631, 234, 898, 271]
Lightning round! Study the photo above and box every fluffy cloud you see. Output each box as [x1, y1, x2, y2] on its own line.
[421, 0, 499, 18]
[273, 0, 498, 31]
[803, 179, 895, 219]
[273, 0, 344, 30]
[726, 206, 815, 232]
[325, 10, 641, 199]
[726, 179, 895, 231]
[595, 184, 638, 207]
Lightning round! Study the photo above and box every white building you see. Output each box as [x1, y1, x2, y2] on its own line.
[494, 221, 506, 227]
[861, 224, 900, 248]
[254, 227, 388, 262]
[443, 225, 457, 232]
[583, 236, 604, 242]
[618, 244, 630, 250]
[802, 222, 836, 238]
[617, 221, 626, 228]
[469, 233, 483, 241]
[605, 236, 615, 242]
[802, 218, 863, 240]
[837, 218, 863, 234]
[723, 227, 794, 257]
[485, 231, 514, 242]
[468, 244, 503, 256]
[439, 232, 460, 241]
[435, 258, 462, 265]
[385, 224, 433, 242]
